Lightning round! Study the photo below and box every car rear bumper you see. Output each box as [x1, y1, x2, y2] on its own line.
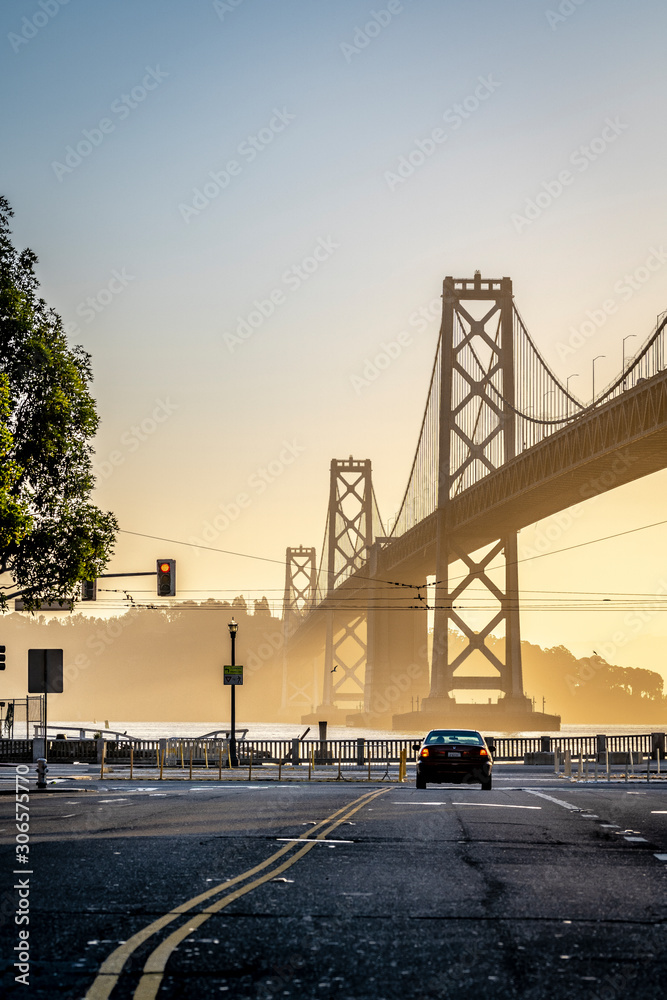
[417, 762, 492, 783]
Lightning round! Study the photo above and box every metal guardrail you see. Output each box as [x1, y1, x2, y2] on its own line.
[0, 732, 664, 764]
[0, 739, 32, 761]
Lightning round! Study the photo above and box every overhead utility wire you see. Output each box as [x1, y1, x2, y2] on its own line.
[118, 529, 415, 592]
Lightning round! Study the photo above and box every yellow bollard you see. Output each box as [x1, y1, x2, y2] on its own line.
[130, 745, 134, 780]
[227, 742, 232, 770]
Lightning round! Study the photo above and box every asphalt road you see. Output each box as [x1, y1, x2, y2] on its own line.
[1, 770, 666, 999]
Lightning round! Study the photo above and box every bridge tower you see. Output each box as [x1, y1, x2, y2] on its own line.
[321, 457, 373, 713]
[423, 272, 532, 717]
[280, 546, 318, 712]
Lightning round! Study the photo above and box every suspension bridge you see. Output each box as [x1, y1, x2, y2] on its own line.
[280, 273, 667, 731]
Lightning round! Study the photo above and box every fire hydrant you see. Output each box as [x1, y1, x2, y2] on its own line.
[36, 758, 48, 789]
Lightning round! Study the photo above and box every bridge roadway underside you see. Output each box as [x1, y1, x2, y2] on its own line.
[286, 373, 666, 717]
[377, 370, 667, 580]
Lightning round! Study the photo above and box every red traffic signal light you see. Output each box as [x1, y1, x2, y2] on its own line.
[157, 559, 176, 597]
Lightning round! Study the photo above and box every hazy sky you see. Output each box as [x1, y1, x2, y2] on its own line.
[2, 0, 667, 679]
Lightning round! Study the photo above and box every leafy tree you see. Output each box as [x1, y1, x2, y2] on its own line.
[0, 197, 117, 609]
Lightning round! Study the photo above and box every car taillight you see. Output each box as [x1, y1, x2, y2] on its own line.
[420, 748, 429, 758]
[479, 748, 488, 756]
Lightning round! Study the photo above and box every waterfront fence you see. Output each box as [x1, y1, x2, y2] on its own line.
[0, 732, 664, 765]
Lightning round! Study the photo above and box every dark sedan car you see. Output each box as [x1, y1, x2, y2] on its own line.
[414, 729, 493, 790]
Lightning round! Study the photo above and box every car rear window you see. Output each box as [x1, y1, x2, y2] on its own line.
[425, 731, 484, 746]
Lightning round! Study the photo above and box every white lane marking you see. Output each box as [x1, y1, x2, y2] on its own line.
[522, 789, 580, 811]
[392, 802, 447, 806]
[600, 824, 620, 829]
[580, 814, 599, 819]
[276, 838, 354, 844]
[624, 836, 648, 842]
[58, 814, 78, 819]
[97, 799, 129, 804]
[651, 810, 667, 814]
[451, 803, 541, 810]
[654, 853, 667, 861]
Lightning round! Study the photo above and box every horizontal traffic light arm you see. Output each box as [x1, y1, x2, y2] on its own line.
[95, 571, 158, 578]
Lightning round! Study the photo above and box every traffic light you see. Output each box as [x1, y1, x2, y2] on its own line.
[81, 579, 97, 601]
[0, 646, 5, 670]
[157, 559, 176, 597]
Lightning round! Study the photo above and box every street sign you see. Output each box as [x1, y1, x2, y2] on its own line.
[224, 664, 243, 685]
[28, 649, 64, 693]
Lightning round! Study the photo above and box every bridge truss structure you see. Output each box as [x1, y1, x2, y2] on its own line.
[283, 273, 667, 728]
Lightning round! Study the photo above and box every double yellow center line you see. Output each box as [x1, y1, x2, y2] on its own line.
[85, 787, 388, 1000]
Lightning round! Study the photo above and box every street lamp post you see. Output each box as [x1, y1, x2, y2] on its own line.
[592, 355, 605, 404]
[228, 617, 239, 767]
[622, 334, 636, 388]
